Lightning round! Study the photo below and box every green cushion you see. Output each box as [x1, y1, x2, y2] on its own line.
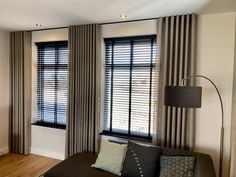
[160, 156, 195, 177]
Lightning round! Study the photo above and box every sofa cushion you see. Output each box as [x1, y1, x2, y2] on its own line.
[159, 156, 195, 177]
[92, 140, 127, 176]
[121, 141, 161, 177]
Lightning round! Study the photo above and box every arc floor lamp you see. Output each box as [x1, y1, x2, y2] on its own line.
[164, 75, 224, 177]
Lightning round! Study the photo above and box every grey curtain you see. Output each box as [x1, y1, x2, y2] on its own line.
[230, 116, 236, 177]
[66, 24, 101, 157]
[156, 14, 196, 150]
[230, 80, 236, 176]
[10, 31, 32, 154]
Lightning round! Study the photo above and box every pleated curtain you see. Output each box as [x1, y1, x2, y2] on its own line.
[230, 98, 236, 176]
[156, 14, 196, 150]
[230, 123, 236, 176]
[66, 24, 101, 157]
[10, 31, 32, 154]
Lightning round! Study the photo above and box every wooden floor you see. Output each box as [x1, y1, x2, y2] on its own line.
[0, 153, 61, 177]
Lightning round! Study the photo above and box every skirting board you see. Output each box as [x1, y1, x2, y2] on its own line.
[31, 148, 65, 160]
[0, 147, 9, 156]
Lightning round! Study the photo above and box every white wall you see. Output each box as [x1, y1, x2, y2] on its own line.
[195, 12, 236, 177]
[101, 20, 157, 38]
[31, 126, 66, 160]
[0, 30, 9, 154]
[31, 28, 68, 160]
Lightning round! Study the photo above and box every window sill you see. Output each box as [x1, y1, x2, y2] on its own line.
[100, 131, 152, 143]
[31, 122, 66, 130]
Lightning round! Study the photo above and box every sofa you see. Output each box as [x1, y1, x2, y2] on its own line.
[42, 146, 216, 177]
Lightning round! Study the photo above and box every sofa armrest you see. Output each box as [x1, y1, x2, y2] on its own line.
[194, 153, 216, 177]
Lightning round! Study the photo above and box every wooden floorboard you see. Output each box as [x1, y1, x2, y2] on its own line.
[0, 153, 61, 177]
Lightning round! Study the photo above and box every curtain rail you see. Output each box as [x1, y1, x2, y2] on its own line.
[27, 17, 158, 32]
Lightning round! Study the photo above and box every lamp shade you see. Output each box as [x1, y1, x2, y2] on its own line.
[164, 86, 202, 108]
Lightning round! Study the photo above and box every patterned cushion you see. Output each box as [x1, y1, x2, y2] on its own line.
[159, 156, 195, 177]
[122, 141, 161, 177]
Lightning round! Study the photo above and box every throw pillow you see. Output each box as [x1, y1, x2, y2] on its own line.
[121, 141, 161, 177]
[91, 140, 127, 176]
[159, 156, 195, 177]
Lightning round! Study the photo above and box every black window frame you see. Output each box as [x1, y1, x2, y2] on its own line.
[102, 35, 157, 141]
[35, 41, 68, 129]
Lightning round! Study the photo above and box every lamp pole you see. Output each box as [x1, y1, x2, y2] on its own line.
[182, 75, 224, 177]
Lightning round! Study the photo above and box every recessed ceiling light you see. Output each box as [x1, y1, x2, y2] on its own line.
[35, 24, 42, 27]
[120, 14, 127, 20]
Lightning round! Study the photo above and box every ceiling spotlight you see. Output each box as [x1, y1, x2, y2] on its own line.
[120, 14, 127, 20]
[35, 24, 42, 27]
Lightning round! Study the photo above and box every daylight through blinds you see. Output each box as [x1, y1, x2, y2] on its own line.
[37, 41, 68, 126]
[103, 36, 157, 139]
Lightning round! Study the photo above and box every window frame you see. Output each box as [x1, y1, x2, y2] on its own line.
[102, 35, 157, 141]
[35, 41, 68, 129]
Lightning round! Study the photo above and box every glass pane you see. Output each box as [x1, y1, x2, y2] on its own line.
[113, 41, 131, 65]
[57, 69, 68, 125]
[112, 67, 130, 133]
[43, 69, 56, 123]
[130, 68, 151, 136]
[104, 68, 111, 131]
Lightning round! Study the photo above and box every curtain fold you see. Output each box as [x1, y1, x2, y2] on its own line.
[230, 117, 236, 177]
[230, 89, 236, 176]
[66, 24, 101, 157]
[10, 31, 32, 154]
[156, 14, 196, 150]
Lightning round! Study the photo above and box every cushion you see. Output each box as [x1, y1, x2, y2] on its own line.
[121, 141, 161, 177]
[159, 156, 196, 177]
[91, 140, 127, 176]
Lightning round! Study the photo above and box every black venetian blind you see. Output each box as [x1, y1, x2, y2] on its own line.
[103, 36, 157, 140]
[36, 41, 68, 127]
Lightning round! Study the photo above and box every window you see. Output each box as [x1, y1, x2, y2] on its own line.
[103, 36, 157, 140]
[36, 41, 68, 128]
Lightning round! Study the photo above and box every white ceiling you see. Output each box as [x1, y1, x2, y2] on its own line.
[0, 0, 231, 31]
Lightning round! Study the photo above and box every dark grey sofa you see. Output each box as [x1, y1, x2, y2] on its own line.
[43, 146, 216, 177]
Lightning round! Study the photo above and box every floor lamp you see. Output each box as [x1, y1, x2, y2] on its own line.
[164, 75, 224, 177]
